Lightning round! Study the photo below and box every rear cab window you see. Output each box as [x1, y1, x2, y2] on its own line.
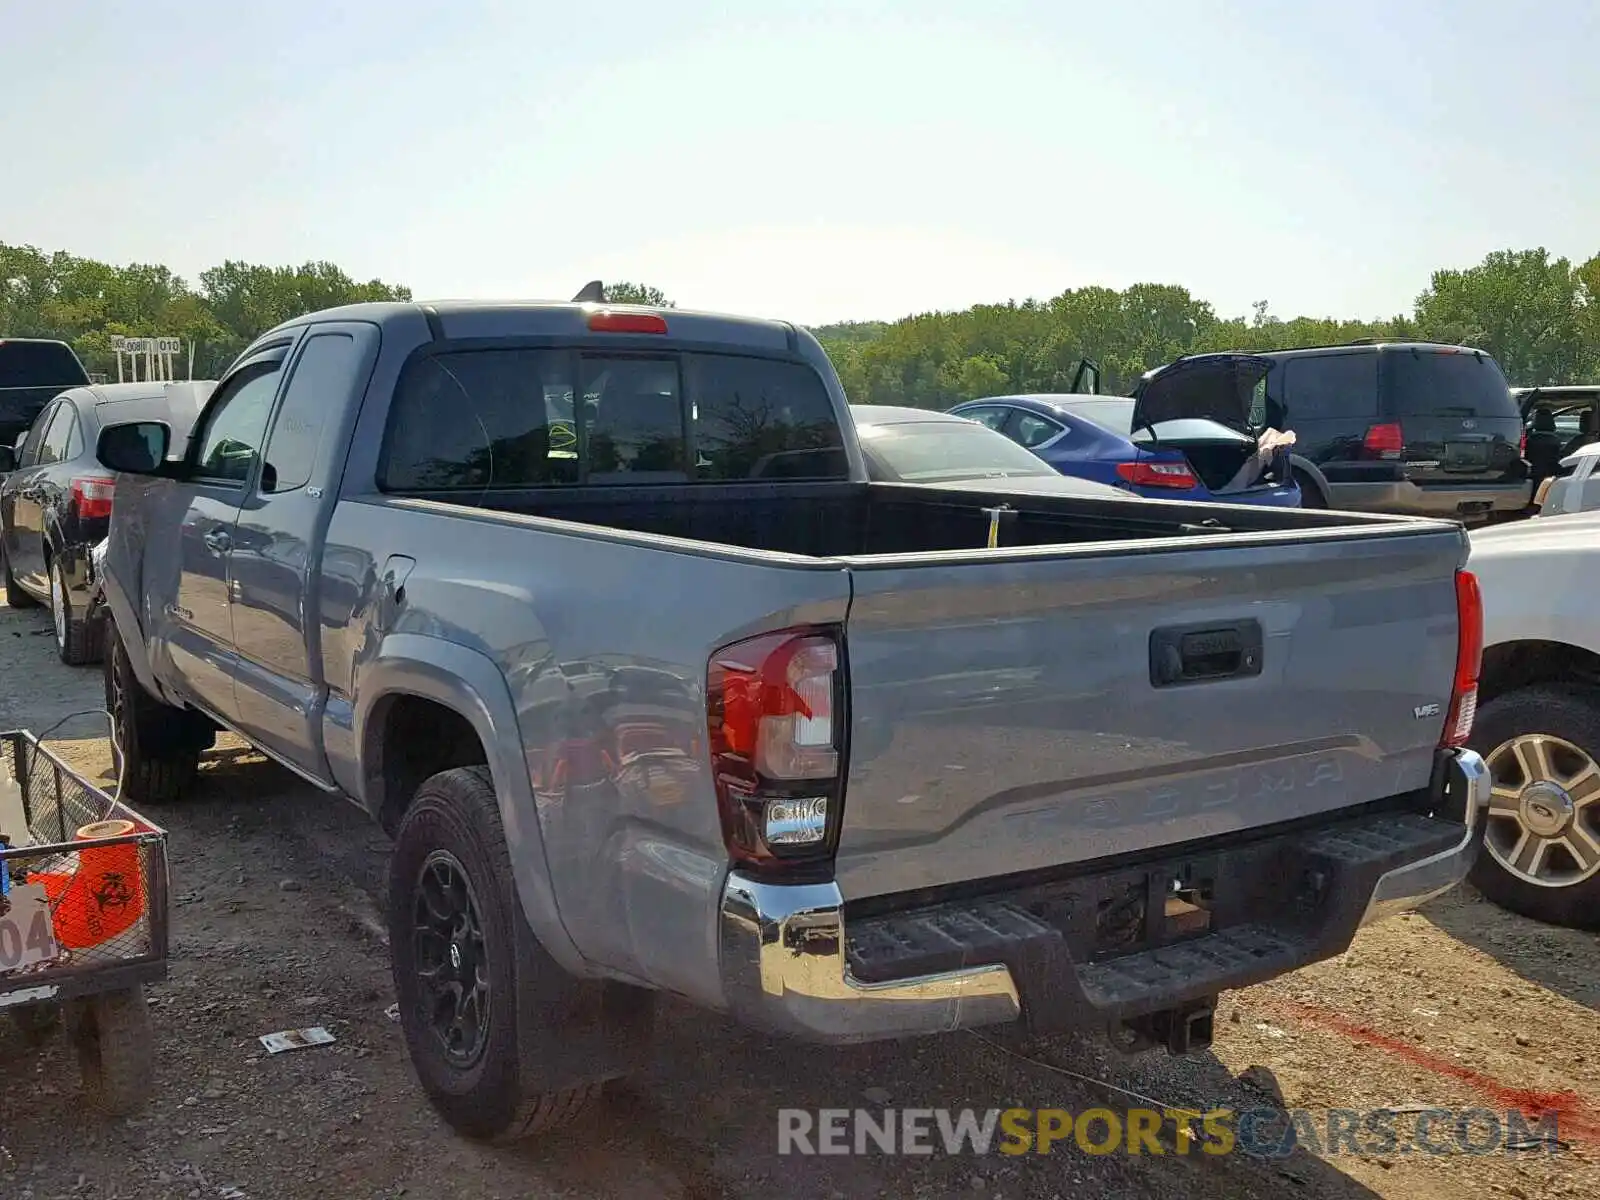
[0, 341, 90, 389]
[380, 347, 848, 490]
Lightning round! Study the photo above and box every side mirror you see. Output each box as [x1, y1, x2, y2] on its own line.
[98, 421, 173, 476]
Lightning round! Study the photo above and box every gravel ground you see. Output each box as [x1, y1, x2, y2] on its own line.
[0, 590, 1596, 1199]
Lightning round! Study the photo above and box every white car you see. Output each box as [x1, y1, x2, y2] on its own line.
[1534, 441, 1600, 515]
[1465, 511, 1600, 928]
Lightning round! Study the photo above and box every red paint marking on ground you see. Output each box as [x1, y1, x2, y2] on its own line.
[1263, 998, 1600, 1148]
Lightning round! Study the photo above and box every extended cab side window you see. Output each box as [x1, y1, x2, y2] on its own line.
[261, 333, 359, 493]
[194, 360, 284, 485]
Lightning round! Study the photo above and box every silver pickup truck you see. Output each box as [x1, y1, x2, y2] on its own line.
[94, 297, 1490, 1143]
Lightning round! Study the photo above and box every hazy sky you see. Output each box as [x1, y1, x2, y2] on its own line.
[3, 0, 1595, 326]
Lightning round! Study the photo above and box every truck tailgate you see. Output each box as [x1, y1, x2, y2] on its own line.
[835, 528, 1465, 901]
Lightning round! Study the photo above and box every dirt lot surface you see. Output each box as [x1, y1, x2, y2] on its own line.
[0, 590, 1596, 1199]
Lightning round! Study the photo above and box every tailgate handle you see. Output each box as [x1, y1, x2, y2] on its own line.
[1149, 621, 1263, 687]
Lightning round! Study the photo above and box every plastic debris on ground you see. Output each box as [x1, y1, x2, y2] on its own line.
[258, 1026, 336, 1054]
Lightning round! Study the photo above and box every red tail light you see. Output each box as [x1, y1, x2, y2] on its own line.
[1361, 423, 1405, 460]
[1518, 429, 1527, 458]
[1442, 569, 1482, 747]
[707, 626, 844, 870]
[587, 310, 668, 334]
[1115, 460, 1198, 489]
[71, 475, 115, 520]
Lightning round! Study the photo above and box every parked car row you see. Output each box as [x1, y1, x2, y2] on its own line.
[949, 354, 1305, 509]
[3, 301, 1594, 1150]
[0, 379, 214, 663]
[949, 340, 1533, 522]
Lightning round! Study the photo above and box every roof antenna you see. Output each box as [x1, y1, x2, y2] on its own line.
[572, 280, 605, 303]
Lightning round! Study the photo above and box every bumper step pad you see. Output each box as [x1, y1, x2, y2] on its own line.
[844, 811, 1464, 1029]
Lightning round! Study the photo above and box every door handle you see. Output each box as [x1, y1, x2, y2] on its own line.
[203, 528, 232, 553]
[1149, 620, 1264, 687]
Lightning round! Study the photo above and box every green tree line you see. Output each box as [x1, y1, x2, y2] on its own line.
[5, 242, 1597, 403]
[813, 248, 1600, 408]
[0, 242, 412, 379]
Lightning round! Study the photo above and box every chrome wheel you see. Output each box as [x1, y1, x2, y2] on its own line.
[1484, 733, 1600, 888]
[50, 562, 67, 648]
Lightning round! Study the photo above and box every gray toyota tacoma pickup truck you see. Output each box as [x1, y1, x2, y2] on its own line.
[93, 296, 1491, 1143]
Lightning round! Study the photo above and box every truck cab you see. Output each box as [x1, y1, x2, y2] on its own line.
[0, 338, 92, 476]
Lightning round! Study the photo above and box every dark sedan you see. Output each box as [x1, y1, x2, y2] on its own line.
[0, 384, 181, 663]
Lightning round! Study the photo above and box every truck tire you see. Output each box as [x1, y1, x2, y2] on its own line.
[50, 557, 104, 666]
[70, 987, 156, 1116]
[1, 542, 39, 608]
[104, 624, 208, 805]
[1468, 684, 1600, 930]
[388, 766, 605, 1142]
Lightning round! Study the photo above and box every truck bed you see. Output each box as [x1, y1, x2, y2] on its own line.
[365, 480, 1466, 911]
[454, 477, 1405, 558]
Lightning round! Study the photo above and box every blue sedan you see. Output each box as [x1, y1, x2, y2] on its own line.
[949, 355, 1302, 508]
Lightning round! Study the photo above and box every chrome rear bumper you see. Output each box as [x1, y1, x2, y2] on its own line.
[1359, 746, 1489, 925]
[719, 877, 1021, 1043]
[718, 749, 1489, 1044]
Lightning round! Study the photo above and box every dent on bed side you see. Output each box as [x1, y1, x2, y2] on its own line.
[350, 632, 592, 976]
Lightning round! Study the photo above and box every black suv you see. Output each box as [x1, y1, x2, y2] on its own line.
[1193, 341, 1529, 521]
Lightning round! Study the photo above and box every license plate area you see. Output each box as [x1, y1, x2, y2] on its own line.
[1089, 858, 1218, 959]
[1442, 440, 1490, 470]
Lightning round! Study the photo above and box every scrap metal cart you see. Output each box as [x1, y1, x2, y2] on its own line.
[0, 729, 170, 1116]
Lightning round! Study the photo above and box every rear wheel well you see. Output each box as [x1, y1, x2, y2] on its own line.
[371, 695, 489, 835]
[1479, 640, 1600, 705]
